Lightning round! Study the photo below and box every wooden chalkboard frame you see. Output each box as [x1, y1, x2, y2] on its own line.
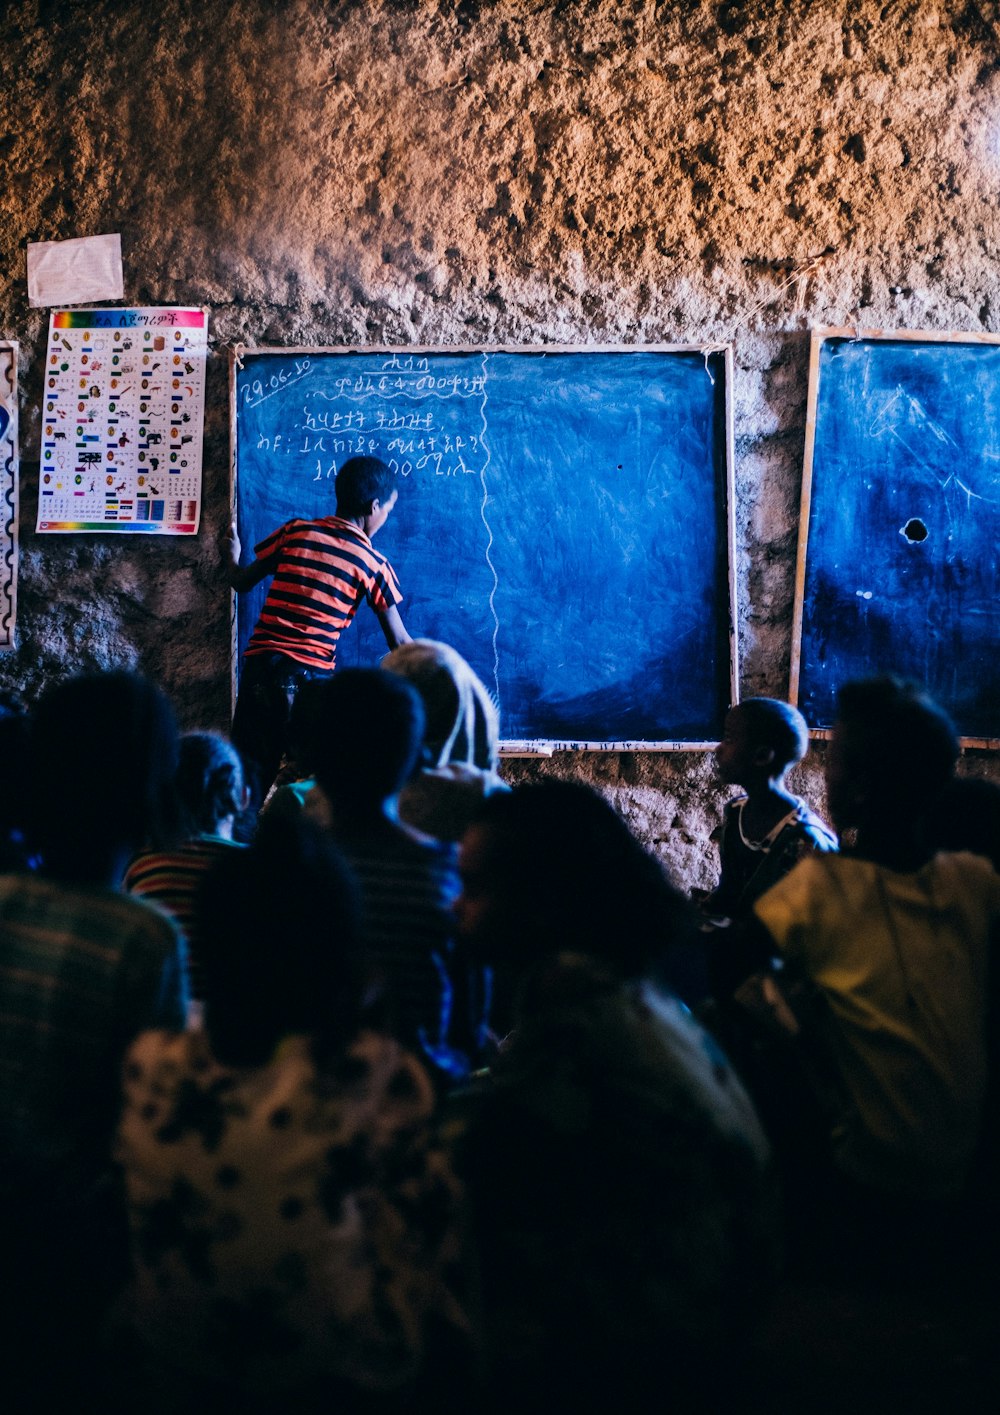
[228, 343, 738, 752]
[791, 326, 1000, 750]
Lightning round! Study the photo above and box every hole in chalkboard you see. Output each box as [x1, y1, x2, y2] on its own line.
[901, 517, 928, 543]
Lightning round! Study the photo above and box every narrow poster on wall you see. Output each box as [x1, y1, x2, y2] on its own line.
[0, 342, 17, 647]
[36, 307, 208, 535]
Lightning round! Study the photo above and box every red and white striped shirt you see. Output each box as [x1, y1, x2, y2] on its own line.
[246, 517, 402, 671]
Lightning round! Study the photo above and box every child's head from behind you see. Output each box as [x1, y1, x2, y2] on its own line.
[382, 638, 500, 772]
[30, 670, 179, 881]
[455, 779, 692, 980]
[826, 676, 958, 837]
[197, 812, 362, 1067]
[716, 698, 809, 788]
[335, 456, 396, 522]
[177, 732, 247, 836]
[309, 668, 425, 811]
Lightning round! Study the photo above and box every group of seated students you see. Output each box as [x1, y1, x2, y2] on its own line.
[1, 651, 999, 1413]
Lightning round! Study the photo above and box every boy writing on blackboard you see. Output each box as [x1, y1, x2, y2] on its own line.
[220, 455, 411, 798]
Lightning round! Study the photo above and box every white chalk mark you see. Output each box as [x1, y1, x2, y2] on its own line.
[868, 387, 958, 449]
[856, 589, 873, 600]
[947, 474, 998, 507]
[869, 386, 1000, 506]
[243, 368, 311, 408]
[477, 353, 501, 705]
[702, 349, 715, 385]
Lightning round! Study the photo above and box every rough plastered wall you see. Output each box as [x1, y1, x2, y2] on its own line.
[2, 0, 999, 888]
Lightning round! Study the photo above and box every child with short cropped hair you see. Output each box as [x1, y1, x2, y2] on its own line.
[702, 696, 836, 924]
[747, 678, 1000, 1270]
[305, 668, 468, 1076]
[221, 455, 412, 798]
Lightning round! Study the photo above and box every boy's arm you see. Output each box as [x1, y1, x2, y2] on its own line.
[219, 520, 277, 592]
[375, 603, 412, 650]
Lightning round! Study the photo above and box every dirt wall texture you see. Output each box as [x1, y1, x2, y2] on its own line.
[2, 0, 998, 888]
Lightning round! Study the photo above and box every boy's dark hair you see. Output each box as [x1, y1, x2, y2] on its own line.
[29, 671, 180, 882]
[196, 813, 362, 1068]
[470, 779, 693, 979]
[835, 676, 958, 815]
[309, 668, 425, 807]
[735, 697, 809, 771]
[177, 732, 245, 836]
[334, 456, 396, 516]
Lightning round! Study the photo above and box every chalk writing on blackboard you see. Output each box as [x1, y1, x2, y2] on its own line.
[232, 346, 736, 747]
[792, 328, 1000, 744]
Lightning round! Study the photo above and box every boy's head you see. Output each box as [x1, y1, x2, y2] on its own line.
[716, 697, 809, 788]
[826, 676, 958, 835]
[177, 731, 247, 836]
[309, 668, 425, 809]
[335, 456, 397, 523]
[196, 812, 362, 1067]
[455, 780, 692, 979]
[30, 670, 180, 881]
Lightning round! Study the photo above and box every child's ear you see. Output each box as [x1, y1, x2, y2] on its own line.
[753, 745, 776, 768]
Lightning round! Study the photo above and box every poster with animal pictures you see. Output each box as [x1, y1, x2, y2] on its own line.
[0, 341, 17, 647]
[36, 307, 207, 534]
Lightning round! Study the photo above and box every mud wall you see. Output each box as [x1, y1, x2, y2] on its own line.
[2, 0, 998, 887]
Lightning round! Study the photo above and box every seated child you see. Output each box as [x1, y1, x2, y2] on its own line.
[1, 672, 187, 1408]
[114, 814, 466, 1408]
[221, 454, 412, 799]
[383, 638, 509, 843]
[124, 731, 248, 1002]
[451, 781, 776, 1413]
[305, 668, 468, 1076]
[746, 678, 1000, 1270]
[702, 697, 836, 923]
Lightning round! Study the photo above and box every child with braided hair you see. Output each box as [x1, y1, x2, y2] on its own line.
[124, 731, 248, 1003]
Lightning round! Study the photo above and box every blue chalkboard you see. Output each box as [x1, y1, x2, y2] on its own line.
[793, 331, 1000, 741]
[231, 346, 735, 745]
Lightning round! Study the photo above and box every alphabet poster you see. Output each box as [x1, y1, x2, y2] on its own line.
[0, 341, 16, 647]
[37, 307, 207, 534]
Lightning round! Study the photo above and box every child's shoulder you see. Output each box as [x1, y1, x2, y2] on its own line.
[786, 801, 838, 852]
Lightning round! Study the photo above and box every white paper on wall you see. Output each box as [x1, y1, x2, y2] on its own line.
[27, 233, 125, 308]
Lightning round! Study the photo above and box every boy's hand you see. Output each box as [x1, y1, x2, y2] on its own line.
[218, 520, 241, 567]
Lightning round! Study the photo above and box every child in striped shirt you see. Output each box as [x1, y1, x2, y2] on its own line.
[125, 731, 248, 1003]
[221, 455, 412, 797]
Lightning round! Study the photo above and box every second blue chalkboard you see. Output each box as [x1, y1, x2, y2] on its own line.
[793, 329, 1000, 742]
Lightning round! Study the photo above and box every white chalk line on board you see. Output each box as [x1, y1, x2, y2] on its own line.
[871, 387, 1000, 506]
[477, 352, 501, 705]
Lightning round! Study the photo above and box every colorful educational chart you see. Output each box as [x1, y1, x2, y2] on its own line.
[0, 341, 17, 647]
[37, 307, 207, 534]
